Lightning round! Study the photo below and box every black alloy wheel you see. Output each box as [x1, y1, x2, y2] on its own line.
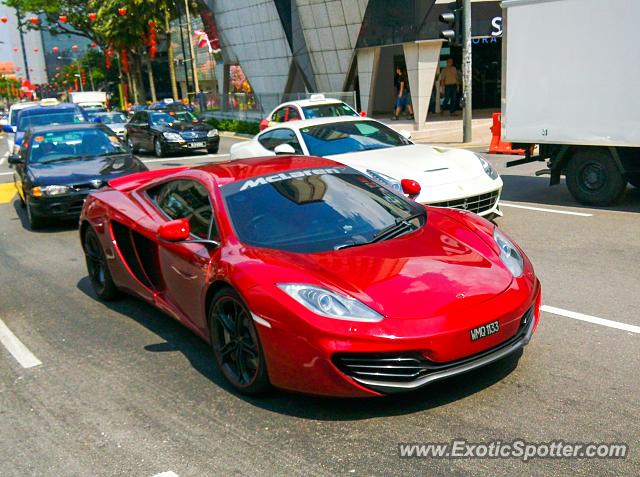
[83, 227, 120, 300]
[209, 288, 270, 394]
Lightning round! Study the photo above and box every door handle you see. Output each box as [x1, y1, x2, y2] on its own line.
[171, 266, 197, 280]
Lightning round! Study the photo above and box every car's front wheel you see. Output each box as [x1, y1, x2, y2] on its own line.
[25, 196, 44, 230]
[154, 138, 165, 158]
[127, 135, 139, 153]
[208, 287, 271, 395]
[207, 146, 219, 154]
[83, 227, 120, 301]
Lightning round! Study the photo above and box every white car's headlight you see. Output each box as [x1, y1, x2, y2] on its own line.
[163, 132, 184, 142]
[277, 284, 383, 322]
[366, 169, 402, 193]
[477, 155, 499, 180]
[493, 227, 524, 277]
[33, 185, 71, 197]
[207, 129, 218, 137]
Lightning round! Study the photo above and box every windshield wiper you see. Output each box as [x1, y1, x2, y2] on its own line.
[370, 211, 425, 243]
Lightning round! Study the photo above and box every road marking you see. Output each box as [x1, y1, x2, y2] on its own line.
[542, 305, 640, 334]
[0, 183, 16, 204]
[500, 202, 593, 217]
[0, 318, 42, 368]
[141, 153, 230, 164]
[0, 171, 13, 176]
[152, 472, 178, 477]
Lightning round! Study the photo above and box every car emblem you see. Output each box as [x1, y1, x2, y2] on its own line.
[461, 199, 469, 210]
[90, 179, 102, 189]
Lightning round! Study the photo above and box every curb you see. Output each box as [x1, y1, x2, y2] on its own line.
[218, 131, 253, 140]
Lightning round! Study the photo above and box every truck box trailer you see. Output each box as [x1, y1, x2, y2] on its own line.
[501, 0, 640, 205]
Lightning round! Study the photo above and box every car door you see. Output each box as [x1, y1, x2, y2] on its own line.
[13, 133, 30, 201]
[127, 112, 143, 146]
[257, 128, 304, 155]
[149, 178, 219, 331]
[137, 112, 154, 150]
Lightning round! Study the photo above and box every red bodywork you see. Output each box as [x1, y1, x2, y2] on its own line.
[80, 156, 541, 397]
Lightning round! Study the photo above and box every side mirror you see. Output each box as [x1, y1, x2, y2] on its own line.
[274, 143, 296, 155]
[399, 129, 412, 140]
[2, 124, 14, 133]
[401, 179, 421, 198]
[8, 154, 23, 165]
[157, 218, 191, 242]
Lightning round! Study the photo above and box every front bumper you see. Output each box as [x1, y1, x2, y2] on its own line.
[164, 135, 219, 152]
[425, 187, 502, 218]
[29, 192, 88, 219]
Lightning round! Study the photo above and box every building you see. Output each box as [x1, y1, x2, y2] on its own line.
[182, 0, 502, 127]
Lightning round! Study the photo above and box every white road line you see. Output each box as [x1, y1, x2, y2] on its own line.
[542, 305, 640, 334]
[141, 153, 229, 164]
[500, 202, 593, 217]
[0, 318, 42, 368]
[152, 472, 179, 477]
[0, 171, 13, 176]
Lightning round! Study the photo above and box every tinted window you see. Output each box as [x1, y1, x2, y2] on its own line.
[149, 180, 215, 240]
[131, 112, 147, 123]
[300, 120, 411, 156]
[18, 110, 86, 131]
[99, 113, 128, 124]
[302, 103, 358, 119]
[28, 128, 127, 164]
[272, 108, 286, 122]
[150, 112, 175, 125]
[287, 107, 301, 121]
[258, 129, 303, 154]
[223, 168, 422, 253]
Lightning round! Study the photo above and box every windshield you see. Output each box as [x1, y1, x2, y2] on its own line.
[18, 110, 86, 132]
[223, 167, 424, 253]
[302, 102, 359, 119]
[29, 128, 127, 164]
[300, 120, 411, 156]
[98, 113, 127, 124]
[150, 112, 176, 125]
[163, 110, 198, 122]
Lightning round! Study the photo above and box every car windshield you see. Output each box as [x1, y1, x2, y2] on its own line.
[150, 112, 176, 125]
[222, 167, 424, 253]
[302, 103, 359, 119]
[164, 110, 198, 122]
[299, 120, 412, 156]
[29, 128, 127, 164]
[18, 110, 86, 132]
[98, 113, 127, 124]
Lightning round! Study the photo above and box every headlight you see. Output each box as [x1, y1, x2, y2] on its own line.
[207, 128, 218, 137]
[493, 227, 524, 277]
[32, 185, 71, 197]
[366, 169, 402, 193]
[477, 155, 499, 180]
[163, 132, 184, 142]
[277, 283, 383, 322]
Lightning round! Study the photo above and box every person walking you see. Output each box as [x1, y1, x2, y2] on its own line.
[440, 58, 460, 115]
[392, 67, 414, 120]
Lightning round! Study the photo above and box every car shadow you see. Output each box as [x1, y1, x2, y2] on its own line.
[12, 199, 79, 233]
[499, 174, 640, 213]
[76, 276, 524, 420]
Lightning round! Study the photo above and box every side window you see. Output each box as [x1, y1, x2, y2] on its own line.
[148, 180, 217, 240]
[287, 107, 301, 121]
[272, 108, 286, 123]
[258, 128, 303, 154]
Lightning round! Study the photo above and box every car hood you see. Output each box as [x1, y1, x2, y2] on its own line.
[248, 209, 513, 320]
[28, 154, 146, 186]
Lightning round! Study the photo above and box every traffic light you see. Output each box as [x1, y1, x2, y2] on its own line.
[439, 1, 463, 46]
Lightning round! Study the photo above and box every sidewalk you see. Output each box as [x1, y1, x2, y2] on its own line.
[378, 108, 495, 148]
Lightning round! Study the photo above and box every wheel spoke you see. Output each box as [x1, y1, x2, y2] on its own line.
[215, 307, 236, 334]
[219, 341, 237, 361]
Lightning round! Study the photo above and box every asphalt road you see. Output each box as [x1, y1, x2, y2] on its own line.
[0, 134, 638, 476]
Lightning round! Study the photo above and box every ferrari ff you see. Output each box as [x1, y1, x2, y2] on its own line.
[80, 155, 541, 397]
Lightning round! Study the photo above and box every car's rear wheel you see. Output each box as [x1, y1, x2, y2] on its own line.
[127, 135, 139, 153]
[208, 287, 271, 395]
[565, 149, 627, 206]
[25, 196, 44, 230]
[83, 227, 120, 301]
[154, 138, 165, 158]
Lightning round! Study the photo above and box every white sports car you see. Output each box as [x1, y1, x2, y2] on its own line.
[230, 117, 503, 218]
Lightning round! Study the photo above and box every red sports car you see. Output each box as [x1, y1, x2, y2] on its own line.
[79, 156, 541, 397]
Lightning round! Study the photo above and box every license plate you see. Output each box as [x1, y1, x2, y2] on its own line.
[470, 320, 500, 341]
[188, 141, 206, 148]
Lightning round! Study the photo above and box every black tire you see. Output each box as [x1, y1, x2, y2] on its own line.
[628, 174, 640, 188]
[126, 135, 139, 154]
[208, 287, 271, 395]
[18, 187, 25, 208]
[83, 227, 120, 301]
[565, 149, 627, 206]
[154, 138, 165, 158]
[207, 146, 219, 154]
[26, 196, 45, 230]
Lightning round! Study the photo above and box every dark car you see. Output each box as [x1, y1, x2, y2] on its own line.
[8, 123, 147, 229]
[124, 110, 219, 158]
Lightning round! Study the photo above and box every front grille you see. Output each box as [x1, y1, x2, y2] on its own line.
[181, 131, 207, 140]
[429, 190, 499, 214]
[333, 307, 534, 385]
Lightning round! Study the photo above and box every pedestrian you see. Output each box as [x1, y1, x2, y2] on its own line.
[392, 67, 414, 120]
[197, 90, 207, 113]
[440, 57, 460, 115]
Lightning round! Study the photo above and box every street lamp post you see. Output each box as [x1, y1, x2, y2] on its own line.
[184, 0, 200, 96]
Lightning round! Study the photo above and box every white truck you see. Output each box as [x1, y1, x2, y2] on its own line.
[501, 0, 640, 206]
[69, 91, 107, 111]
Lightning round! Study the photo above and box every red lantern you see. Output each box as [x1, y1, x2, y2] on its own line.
[52, 46, 59, 53]
[30, 17, 39, 25]
[90, 43, 97, 48]
[118, 7, 127, 16]
[88, 12, 97, 21]
[1, 17, 8, 23]
[71, 44, 79, 52]
[59, 15, 68, 23]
